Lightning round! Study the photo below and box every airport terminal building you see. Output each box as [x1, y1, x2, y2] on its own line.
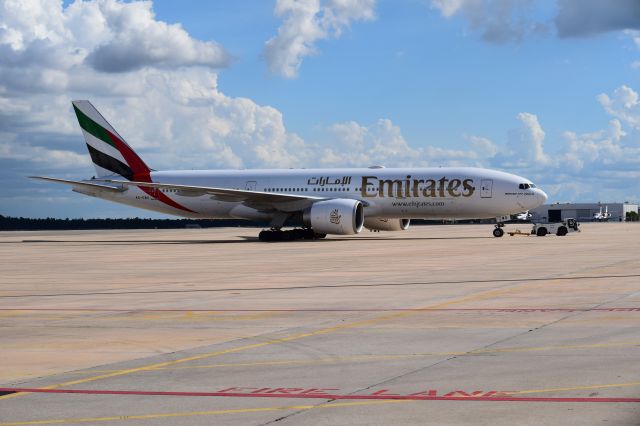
[530, 202, 639, 222]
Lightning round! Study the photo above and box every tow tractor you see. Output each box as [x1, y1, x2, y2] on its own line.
[529, 218, 580, 236]
[493, 217, 580, 237]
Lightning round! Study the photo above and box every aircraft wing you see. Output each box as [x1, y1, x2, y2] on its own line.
[29, 176, 125, 193]
[98, 179, 325, 212]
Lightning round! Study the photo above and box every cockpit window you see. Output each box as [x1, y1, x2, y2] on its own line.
[518, 183, 537, 189]
[518, 183, 536, 189]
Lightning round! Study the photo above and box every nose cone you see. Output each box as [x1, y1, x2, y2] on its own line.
[536, 189, 548, 206]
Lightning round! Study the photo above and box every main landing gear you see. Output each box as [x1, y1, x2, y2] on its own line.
[258, 228, 327, 242]
[492, 223, 505, 238]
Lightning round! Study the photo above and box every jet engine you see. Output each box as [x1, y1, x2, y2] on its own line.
[303, 199, 364, 235]
[364, 217, 410, 232]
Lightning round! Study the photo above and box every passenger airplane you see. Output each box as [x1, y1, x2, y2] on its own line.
[593, 206, 611, 222]
[31, 101, 548, 241]
[516, 211, 533, 222]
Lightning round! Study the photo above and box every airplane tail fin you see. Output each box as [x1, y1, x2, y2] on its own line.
[72, 100, 150, 181]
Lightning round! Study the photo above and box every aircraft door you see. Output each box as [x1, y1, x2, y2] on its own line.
[480, 179, 493, 198]
[245, 181, 257, 191]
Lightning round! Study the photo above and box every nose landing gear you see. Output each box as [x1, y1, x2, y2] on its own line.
[493, 223, 505, 238]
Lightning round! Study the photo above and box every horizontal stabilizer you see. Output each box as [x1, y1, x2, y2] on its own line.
[29, 176, 125, 193]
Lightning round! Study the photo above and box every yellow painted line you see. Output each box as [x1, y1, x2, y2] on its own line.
[4, 337, 635, 382]
[0, 400, 409, 425]
[169, 340, 640, 369]
[0, 310, 279, 322]
[0, 314, 413, 401]
[511, 380, 640, 395]
[85, 340, 628, 372]
[473, 340, 640, 355]
[37, 340, 637, 375]
[0, 313, 69, 320]
[97, 312, 280, 322]
[0, 280, 551, 402]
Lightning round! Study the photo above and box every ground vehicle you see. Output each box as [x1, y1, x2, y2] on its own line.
[531, 218, 580, 236]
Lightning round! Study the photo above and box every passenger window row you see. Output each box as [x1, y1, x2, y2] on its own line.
[262, 187, 356, 192]
[264, 188, 309, 192]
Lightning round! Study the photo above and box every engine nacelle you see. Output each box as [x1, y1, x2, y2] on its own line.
[364, 217, 410, 231]
[303, 199, 364, 235]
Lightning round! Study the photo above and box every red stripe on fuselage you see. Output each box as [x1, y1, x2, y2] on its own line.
[145, 186, 196, 213]
[105, 131, 195, 213]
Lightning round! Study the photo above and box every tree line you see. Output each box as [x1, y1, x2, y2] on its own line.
[0, 215, 483, 231]
[0, 215, 266, 231]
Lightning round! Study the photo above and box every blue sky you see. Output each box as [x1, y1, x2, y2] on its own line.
[1, 0, 640, 218]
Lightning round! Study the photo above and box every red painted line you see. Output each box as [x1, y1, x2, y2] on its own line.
[1, 388, 639, 403]
[1, 307, 639, 313]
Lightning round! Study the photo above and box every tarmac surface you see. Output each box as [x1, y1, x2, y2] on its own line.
[0, 223, 639, 425]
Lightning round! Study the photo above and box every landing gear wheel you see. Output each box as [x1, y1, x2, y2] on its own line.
[493, 227, 504, 238]
[258, 228, 326, 242]
[302, 228, 316, 240]
[259, 230, 274, 242]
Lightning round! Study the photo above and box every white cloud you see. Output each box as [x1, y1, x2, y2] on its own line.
[264, 0, 376, 78]
[558, 120, 629, 171]
[477, 101, 640, 202]
[497, 112, 550, 167]
[0, 138, 88, 169]
[431, 0, 547, 44]
[322, 119, 420, 167]
[597, 85, 640, 129]
[627, 30, 640, 50]
[0, 0, 437, 180]
[431, 0, 464, 18]
[0, 0, 312, 174]
[321, 119, 490, 167]
[82, 1, 230, 72]
[467, 135, 498, 158]
[0, 0, 230, 74]
[536, 113, 636, 174]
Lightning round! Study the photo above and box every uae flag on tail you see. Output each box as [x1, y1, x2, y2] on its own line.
[72, 100, 150, 181]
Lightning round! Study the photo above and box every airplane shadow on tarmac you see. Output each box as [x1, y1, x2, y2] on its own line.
[19, 238, 254, 245]
[18, 235, 492, 245]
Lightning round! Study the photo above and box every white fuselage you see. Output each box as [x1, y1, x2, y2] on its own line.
[75, 167, 547, 222]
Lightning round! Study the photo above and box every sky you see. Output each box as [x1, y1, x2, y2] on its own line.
[1, 0, 639, 218]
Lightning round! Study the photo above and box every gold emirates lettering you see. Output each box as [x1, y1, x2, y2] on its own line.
[361, 176, 475, 198]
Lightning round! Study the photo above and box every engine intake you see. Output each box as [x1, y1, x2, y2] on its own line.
[364, 217, 410, 231]
[303, 199, 364, 235]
